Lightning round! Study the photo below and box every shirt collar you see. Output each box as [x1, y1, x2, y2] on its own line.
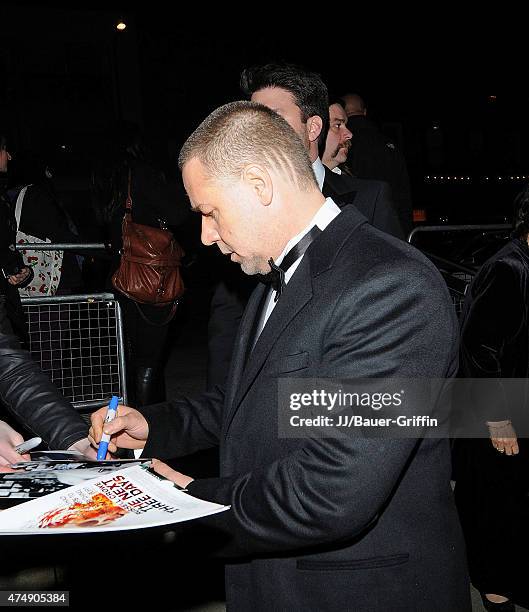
[312, 157, 326, 191]
[276, 197, 341, 267]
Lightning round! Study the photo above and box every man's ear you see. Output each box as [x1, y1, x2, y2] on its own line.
[307, 115, 323, 144]
[242, 164, 273, 206]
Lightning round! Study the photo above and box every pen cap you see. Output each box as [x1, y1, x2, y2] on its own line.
[109, 395, 120, 410]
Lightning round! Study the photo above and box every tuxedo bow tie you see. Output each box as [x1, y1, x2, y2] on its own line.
[257, 225, 322, 301]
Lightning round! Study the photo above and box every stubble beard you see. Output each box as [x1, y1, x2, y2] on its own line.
[239, 255, 270, 276]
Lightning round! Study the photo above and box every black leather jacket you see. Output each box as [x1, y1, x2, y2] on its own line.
[0, 295, 87, 449]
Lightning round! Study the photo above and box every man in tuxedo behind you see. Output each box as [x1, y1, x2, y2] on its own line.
[207, 63, 403, 390]
[91, 101, 469, 611]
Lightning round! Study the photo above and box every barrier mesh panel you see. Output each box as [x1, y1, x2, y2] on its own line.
[23, 299, 123, 406]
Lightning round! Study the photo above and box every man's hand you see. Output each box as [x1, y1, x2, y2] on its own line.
[487, 420, 519, 455]
[67, 437, 98, 460]
[89, 404, 149, 454]
[7, 267, 31, 286]
[0, 421, 30, 466]
[151, 458, 194, 489]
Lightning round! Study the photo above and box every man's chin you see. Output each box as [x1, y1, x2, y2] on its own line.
[240, 263, 256, 276]
[239, 260, 269, 276]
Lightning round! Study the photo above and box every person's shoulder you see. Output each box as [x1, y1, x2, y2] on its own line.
[368, 224, 441, 270]
[339, 177, 394, 213]
[337, 173, 388, 194]
[476, 240, 527, 284]
[467, 245, 525, 304]
[332, 212, 445, 282]
[327, 226, 455, 325]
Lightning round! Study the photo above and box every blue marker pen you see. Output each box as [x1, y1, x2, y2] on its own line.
[97, 395, 119, 460]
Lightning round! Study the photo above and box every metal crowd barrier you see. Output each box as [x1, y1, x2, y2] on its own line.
[407, 224, 512, 317]
[15, 243, 126, 412]
[407, 224, 511, 245]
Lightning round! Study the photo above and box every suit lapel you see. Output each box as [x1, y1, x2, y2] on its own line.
[225, 282, 267, 410]
[322, 174, 339, 200]
[224, 260, 313, 434]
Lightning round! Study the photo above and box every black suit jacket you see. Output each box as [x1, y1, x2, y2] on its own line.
[207, 173, 404, 390]
[322, 167, 403, 239]
[141, 206, 469, 611]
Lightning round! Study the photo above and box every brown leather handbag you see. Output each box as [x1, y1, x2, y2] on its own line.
[112, 170, 185, 308]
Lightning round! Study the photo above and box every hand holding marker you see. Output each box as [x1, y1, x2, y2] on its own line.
[97, 395, 119, 460]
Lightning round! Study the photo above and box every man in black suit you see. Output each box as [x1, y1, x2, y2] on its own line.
[91, 101, 469, 611]
[207, 64, 403, 390]
[322, 96, 400, 233]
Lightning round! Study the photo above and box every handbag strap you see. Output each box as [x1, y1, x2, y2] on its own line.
[14, 185, 31, 228]
[133, 300, 179, 326]
[125, 168, 132, 212]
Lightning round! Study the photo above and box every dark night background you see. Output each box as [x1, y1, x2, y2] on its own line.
[2, 4, 528, 229]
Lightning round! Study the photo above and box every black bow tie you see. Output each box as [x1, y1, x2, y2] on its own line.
[257, 225, 322, 301]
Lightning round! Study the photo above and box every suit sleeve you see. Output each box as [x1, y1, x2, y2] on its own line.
[138, 385, 226, 459]
[187, 259, 458, 555]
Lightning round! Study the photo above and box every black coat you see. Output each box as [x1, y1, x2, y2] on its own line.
[0, 296, 87, 449]
[459, 238, 529, 425]
[0, 186, 28, 339]
[207, 173, 403, 390]
[346, 115, 413, 236]
[0, 190, 24, 278]
[140, 206, 470, 611]
[454, 238, 529, 603]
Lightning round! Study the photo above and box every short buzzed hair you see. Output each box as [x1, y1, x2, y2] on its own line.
[178, 100, 317, 191]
